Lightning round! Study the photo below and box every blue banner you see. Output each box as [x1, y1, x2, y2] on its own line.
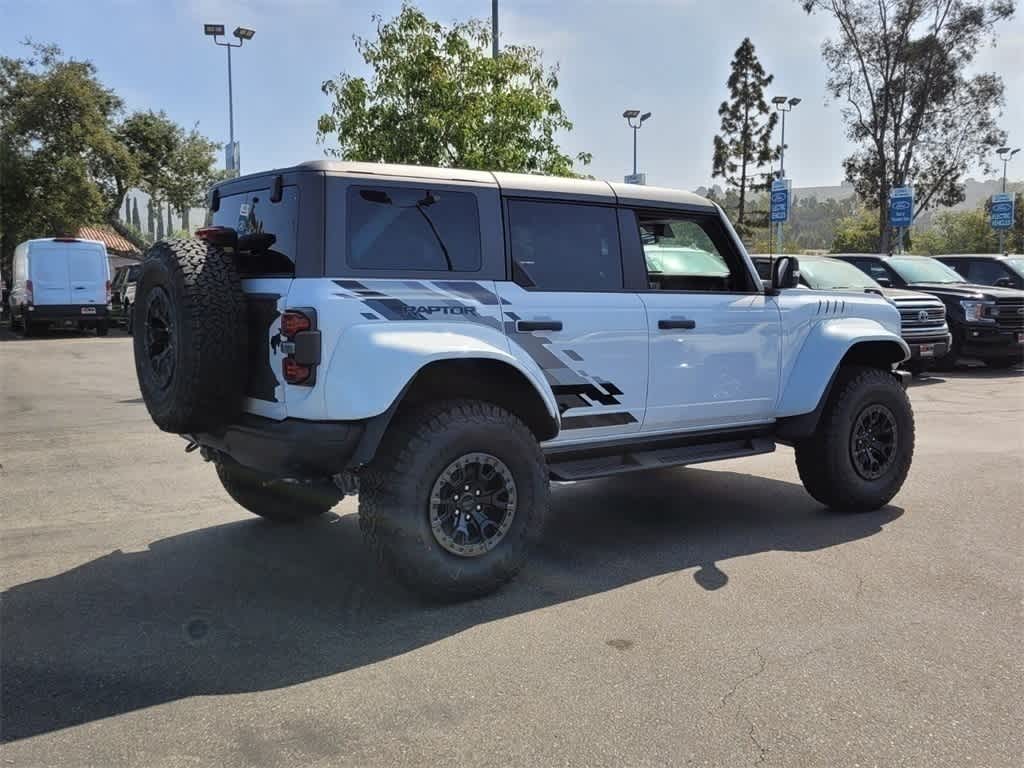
[889, 186, 913, 228]
[770, 179, 790, 223]
[991, 193, 1014, 230]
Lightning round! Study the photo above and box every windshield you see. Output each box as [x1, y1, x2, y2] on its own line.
[799, 258, 880, 290]
[888, 257, 965, 284]
[1005, 257, 1024, 277]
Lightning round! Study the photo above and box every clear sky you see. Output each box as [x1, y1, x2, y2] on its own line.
[2, 0, 1021, 190]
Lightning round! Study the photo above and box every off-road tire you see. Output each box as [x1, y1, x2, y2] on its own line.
[795, 366, 914, 512]
[133, 238, 247, 433]
[215, 462, 340, 522]
[359, 399, 549, 601]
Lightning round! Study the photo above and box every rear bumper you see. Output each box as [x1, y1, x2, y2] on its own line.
[26, 304, 109, 322]
[958, 325, 1024, 361]
[190, 414, 365, 478]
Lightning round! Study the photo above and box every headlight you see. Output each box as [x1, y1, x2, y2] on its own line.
[960, 300, 994, 322]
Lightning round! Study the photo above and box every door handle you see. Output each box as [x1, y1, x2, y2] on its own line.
[658, 319, 696, 330]
[516, 320, 562, 332]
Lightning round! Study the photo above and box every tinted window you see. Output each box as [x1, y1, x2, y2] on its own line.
[508, 200, 621, 290]
[852, 259, 893, 283]
[964, 259, 1010, 285]
[347, 186, 481, 272]
[212, 187, 299, 274]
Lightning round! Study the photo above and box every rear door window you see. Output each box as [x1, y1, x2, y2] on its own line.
[212, 187, 299, 274]
[346, 186, 482, 272]
[507, 200, 622, 290]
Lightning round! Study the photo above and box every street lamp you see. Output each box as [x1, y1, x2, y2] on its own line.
[622, 109, 652, 178]
[996, 146, 1020, 253]
[772, 96, 801, 178]
[770, 96, 800, 253]
[204, 24, 256, 176]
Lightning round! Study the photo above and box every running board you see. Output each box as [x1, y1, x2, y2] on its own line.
[546, 434, 775, 481]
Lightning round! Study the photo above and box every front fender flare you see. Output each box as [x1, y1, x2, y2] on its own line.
[777, 318, 909, 418]
[323, 322, 560, 424]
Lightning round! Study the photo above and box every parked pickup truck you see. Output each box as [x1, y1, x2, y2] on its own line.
[833, 253, 1024, 369]
[131, 162, 916, 600]
[753, 254, 951, 373]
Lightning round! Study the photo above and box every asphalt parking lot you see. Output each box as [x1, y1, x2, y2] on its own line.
[1, 329, 1022, 767]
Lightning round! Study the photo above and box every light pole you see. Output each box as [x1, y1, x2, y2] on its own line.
[204, 24, 255, 176]
[622, 109, 652, 179]
[492, 0, 499, 58]
[996, 146, 1020, 254]
[771, 96, 800, 251]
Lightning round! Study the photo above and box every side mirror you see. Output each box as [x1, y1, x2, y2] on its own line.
[876, 276, 892, 287]
[995, 277, 1012, 288]
[772, 256, 801, 290]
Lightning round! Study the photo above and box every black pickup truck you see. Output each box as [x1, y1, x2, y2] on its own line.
[832, 254, 1024, 369]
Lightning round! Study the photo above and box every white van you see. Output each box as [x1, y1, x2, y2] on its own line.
[8, 238, 112, 336]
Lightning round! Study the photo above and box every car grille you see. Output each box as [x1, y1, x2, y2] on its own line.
[893, 299, 947, 339]
[993, 298, 1024, 331]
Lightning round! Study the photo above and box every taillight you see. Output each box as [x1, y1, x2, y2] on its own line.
[25, 279, 34, 304]
[279, 308, 320, 387]
[283, 358, 311, 385]
[281, 310, 312, 337]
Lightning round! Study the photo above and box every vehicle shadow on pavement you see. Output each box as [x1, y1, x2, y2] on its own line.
[1, 468, 902, 742]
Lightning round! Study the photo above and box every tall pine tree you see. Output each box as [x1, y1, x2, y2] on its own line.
[711, 38, 777, 227]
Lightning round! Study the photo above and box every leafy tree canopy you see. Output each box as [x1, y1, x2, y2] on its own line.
[316, 2, 590, 176]
[801, 0, 1015, 251]
[1, 42, 220, 267]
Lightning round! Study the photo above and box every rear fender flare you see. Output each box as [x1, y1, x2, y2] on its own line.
[323, 322, 559, 424]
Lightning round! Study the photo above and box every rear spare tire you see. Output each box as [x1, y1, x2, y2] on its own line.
[133, 238, 247, 433]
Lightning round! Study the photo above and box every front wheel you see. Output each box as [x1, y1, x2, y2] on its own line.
[215, 462, 340, 522]
[795, 366, 915, 512]
[359, 399, 549, 601]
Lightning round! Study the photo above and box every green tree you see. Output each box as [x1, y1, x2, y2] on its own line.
[0, 42, 133, 272]
[0, 44, 221, 265]
[801, 0, 1014, 252]
[832, 207, 882, 253]
[163, 127, 222, 232]
[711, 38, 778, 228]
[316, 2, 590, 176]
[913, 205, 1003, 254]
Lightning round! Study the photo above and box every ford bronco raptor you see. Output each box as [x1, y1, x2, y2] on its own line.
[132, 162, 915, 600]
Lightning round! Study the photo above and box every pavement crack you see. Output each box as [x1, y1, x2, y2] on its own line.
[748, 719, 769, 766]
[719, 647, 766, 709]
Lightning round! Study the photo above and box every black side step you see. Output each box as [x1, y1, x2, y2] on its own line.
[546, 433, 775, 481]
